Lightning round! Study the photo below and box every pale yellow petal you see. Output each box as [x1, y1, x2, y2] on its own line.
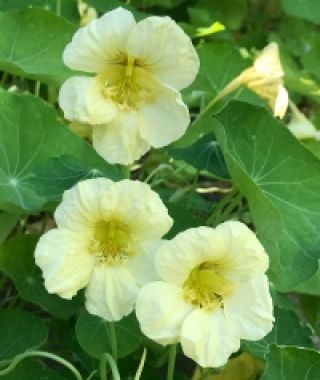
[254, 42, 284, 78]
[213, 221, 269, 282]
[127, 240, 163, 286]
[156, 227, 227, 285]
[224, 275, 274, 340]
[92, 111, 150, 165]
[181, 308, 240, 368]
[273, 85, 288, 119]
[85, 264, 138, 321]
[59, 77, 117, 125]
[136, 281, 193, 345]
[35, 229, 94, 299]
[55, 178, 113, 232]
[63, 7, 136, 72]
[138, 83, 190, 148]
[100, 179, 173, 242]
[126, 16, 199, 90]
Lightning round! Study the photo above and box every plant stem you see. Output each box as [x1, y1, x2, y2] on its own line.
[1, 72, 8, 86]
[206, 188, 239, 226]
[121, 165, 131, 179]
[166, 344, 177, 380]
[56, 0, 61, 15]
[192, 76, 242, 125]
[0, 351, 82, 380]
[109, 322, 118, 362]
[134, 348, 147, 380]
[99, 353, 121, 380]
[34, 80, 41, 97]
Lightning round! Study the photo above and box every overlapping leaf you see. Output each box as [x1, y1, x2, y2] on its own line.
[0, 309, 48, 360]
[0, 89, 121, 212]
[76, 311, 142, 359]
[0, 8, 77, 85]
[262, 346, 320, 379]
[214, 101, 320, 293]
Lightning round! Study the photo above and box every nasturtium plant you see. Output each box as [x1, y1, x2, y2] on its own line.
[0, 1, 319, 379]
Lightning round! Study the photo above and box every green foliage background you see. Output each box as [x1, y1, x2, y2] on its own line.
[0, 0, 319, 379]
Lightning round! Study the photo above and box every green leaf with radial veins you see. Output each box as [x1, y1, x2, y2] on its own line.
[214, 101, 320, 293]
[261, 346, 320, 380]
[0, 88, 121, 213]
[0, 235, 81, 319]
[243, 307, 313, 359]
[0, 8, 76, 85]
[76, 311, 142, 359]
[0, 309, 48, 360]
[31, 155, 112, 201]
[169, 134, 230, 179]
[0, 360, 66, 380]
[281, 0, 320, 24]
[0, 0, 79, 23]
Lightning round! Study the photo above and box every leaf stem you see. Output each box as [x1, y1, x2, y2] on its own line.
[109, 321, 118, 361]
[0, 350, 83, 380]
[99, 353, 121, 380]
[34, 80, 41, 97]
[120, 165, 131, 179]
[206, 188, 240, 226]
[166, 344, 177, 380]
[56, 0, 61, 16]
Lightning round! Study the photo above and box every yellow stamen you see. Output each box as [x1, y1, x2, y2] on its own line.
[91, 220, 132, 264]
[183, 261, 233, 310]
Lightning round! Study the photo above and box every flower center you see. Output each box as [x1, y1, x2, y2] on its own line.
[90, 220, 132, 264]
[183, 261, 233, 310]
[97, 56, 155, 110]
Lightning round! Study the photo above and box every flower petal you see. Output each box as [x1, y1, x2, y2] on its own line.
[126, 16, 199, 90]
[63, 7, 136, 73]
[92, 111, 150, 165]
[156, 227, 227, 285]
[100, 179, 173, 241]
[85, 264, 138, 321]
[59, 77, 117, 125]
[35, 229, 94, 299]
[138, 83, 190, 148]
[273, 85, 288, 119]
[136, 281, 193, 345]
[127, 240, 163, 286]
[214, 221, 269, 282]
[224, 275, 274, 341]
[254, 42, 284, 78]
[55, 177, 112, 232]
[181, 308, 240, 368]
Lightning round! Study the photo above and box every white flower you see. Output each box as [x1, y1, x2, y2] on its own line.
[240, 42, 288, 118]
[59, 7, 199, 165]
[287, 101, 320, 140]
[136, 221, 274, 368]
[210, 42, 288, 118]
[35, 178, 172, 321]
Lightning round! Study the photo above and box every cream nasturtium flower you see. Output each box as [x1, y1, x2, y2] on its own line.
[212, 42, 288, 118]
[59, 7, 199, 165]
[287, 100, 320, 140]
[136, 222, 274, 368]
[35, 178, 172, 321]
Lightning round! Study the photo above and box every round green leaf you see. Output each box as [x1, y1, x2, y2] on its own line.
[0, 360, 66, 380]
[0, 309, 48, 361]
[262, 346, 320, 380]
[244, 307, 314, 359]
[76, 311, 142, 359]
[215, 101, 320, 293]
[0, 8, 76, 85]
[0, 89, 121, 212]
